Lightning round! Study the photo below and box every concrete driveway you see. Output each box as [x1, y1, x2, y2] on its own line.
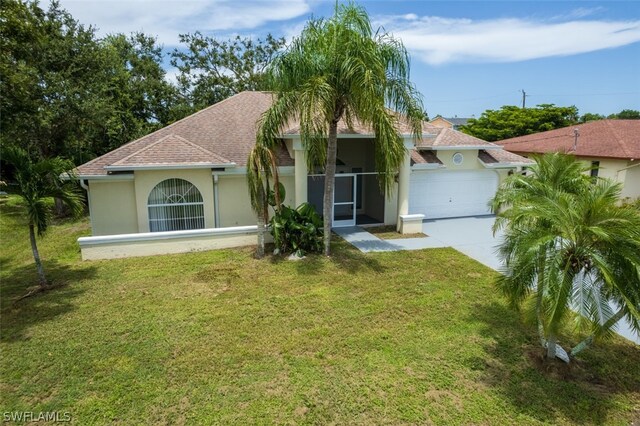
[422, 215, 504, 271]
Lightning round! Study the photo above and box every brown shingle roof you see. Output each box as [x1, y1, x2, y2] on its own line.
[108, 134, 231, 169]
[78, 92, 292, 176]
[411, 150, 443, 165]
[478, 149, 534, 165]
[500, 120, 640, 160]
[416, 127, 500, 148]
[283, 115, 441, 136]
[77, 91, 523, 177]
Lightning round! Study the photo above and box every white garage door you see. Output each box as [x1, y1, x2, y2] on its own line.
[409, 170, 498, 219]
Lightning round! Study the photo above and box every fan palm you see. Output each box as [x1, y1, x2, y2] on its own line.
[493, 153, 640, 361]
[253, 1, 423, 255]
[2, 146, 84, 288]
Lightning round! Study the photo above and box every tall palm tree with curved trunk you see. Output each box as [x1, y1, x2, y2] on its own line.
[2, 146, 84, 289]
[492, 153, 640, 362]
[255, 1, 423, 256]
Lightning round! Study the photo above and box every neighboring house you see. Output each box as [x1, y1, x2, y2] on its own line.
[76, 92, 530, 259]
[429, 115, 470, 131]
[500, 120, 640, 200]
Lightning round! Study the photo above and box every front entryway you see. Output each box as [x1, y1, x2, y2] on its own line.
[308, 173, 385, 227]
[333, 174, 356, 227]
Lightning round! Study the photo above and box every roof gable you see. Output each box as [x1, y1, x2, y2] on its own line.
[107, 134, 232, 170]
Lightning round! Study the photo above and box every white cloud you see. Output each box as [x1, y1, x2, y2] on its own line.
[44, 0, 311, 46]
[377, 14, 640, 65]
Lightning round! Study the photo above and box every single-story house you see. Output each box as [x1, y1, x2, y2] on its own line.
[76, 91, 531, 259]
[428, 116, 470, 131]
[500, 120, 640, 200]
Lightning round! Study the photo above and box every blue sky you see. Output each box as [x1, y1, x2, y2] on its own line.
[48, 0, 640, 118]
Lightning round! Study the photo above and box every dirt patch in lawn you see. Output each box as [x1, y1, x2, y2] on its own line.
[366, 225, 427, 240]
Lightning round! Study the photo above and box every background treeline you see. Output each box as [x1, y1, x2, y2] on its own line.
[1, 0, 638, 165]
[459, 105, 640, 142]
[1, 0, 284, 166]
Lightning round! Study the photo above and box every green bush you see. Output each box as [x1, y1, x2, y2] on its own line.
[269, 202, 323, 256]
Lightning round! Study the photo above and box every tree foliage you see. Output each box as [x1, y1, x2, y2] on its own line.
[580, 109, 640, 122]
[1, 145, 84, 288]
[251, 2, 423, 256]
[170, 33, 286, 114]
[460, 104, 579, 141]
[0, 0, 178, 164]
[492, 153, 640, 362]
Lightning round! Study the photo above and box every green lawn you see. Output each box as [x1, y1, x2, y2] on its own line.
[1, 195, 639, 425]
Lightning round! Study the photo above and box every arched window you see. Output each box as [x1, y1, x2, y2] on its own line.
[148, 178, 205, 232]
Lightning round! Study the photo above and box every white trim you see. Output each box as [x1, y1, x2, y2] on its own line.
[418, 145, 501, 151]
[105, 163, 236, 172]
[411, 164, 446, 170]
[477, 158, 533, 169]
[278, 166, 295, 176]
[78, 226, 259, 245]
[332, 173, 357, 227]
[78, 174, 135, 181]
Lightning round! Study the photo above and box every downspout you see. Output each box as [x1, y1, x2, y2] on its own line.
[212, 173, 220, 228]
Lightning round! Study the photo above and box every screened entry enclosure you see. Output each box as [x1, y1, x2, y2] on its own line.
[148, 178, 205, 232]
[308, 174, 385, 227]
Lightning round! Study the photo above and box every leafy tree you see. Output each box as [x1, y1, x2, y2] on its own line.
[460, 104, 579, 141]
[253, 2, 423, 256]
[1, 0, 178, 163]
[610, 109, 640, 119]
[579, 112, 605, 123]
[1, 146, 84, 290]
[492, 153, 640, 362]
[170, 33, 286, 113]
[580, 109, 640, 122]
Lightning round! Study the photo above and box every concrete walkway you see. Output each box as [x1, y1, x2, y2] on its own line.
[335, 216, 639, 345]
[333, 226, 446, 252]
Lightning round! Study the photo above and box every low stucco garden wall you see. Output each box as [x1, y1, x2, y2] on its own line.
[78, 226, 271, 260]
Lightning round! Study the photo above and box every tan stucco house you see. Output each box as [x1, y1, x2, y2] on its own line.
[76, 91, 530, 259]
[500, 120, 640, 200]
[428, 115, 470, 131]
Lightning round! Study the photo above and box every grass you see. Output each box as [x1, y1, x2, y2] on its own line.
[366, 225, 427, 240]
[1, 194, 639, 425]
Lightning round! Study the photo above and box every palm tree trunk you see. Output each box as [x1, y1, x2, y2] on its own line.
[570, 308, 625, 358]
[256, 211, 266, 258]
[546, 334, 557, 359]
[255, 183, 269, 258]
[323, 119, 339, 256]
[29, 223, 47, 287]
[536, 254, 548, 348]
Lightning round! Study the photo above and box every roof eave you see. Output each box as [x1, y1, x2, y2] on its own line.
[411, 164, 446, 170]
[104, 163, 237, 172]
[419, 145, 502, 151]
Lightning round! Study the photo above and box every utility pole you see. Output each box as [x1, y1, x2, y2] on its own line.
[520, 89, 529, 109]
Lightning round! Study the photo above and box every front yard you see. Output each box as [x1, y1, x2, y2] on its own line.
[1, 196, 639, 425]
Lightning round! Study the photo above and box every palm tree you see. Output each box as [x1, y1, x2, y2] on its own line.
[255, 1, 424, 255]
[493, 153, 640, 362]
[246, 143, 282, 258]
[2, 146, 84, 288]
